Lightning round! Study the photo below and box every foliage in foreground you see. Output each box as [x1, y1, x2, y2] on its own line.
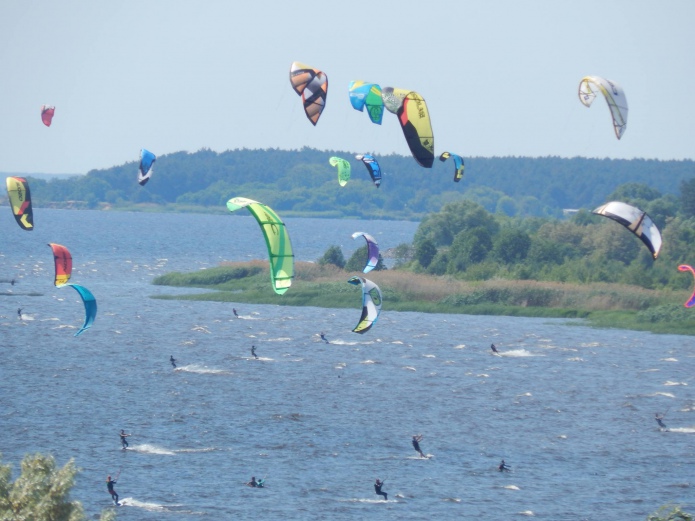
[0, 453, 115, 521]
[648, 506, 693, 521]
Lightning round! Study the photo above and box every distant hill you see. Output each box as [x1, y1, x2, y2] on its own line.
[10, 148, 695, 220]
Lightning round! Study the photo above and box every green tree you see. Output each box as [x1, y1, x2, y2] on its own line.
[680, 178, 695, 218]
[0, 453, 115, 521]
[317, 245, 345, 269]
[491, 228, 531, 264]
[414, 239, 437, 268]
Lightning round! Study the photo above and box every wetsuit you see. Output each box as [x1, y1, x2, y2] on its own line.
[170, 356, 176, 368]
[120, 432, 129, 449]
[499, 460, 511, 471]
[320, 334, 329, 344]
[656, 417, 667, 429]
[412, 437, 425, 457]
[107, 479, 118, 503]
[251, 346, 258, 359]
[233, 308, 239, 317]
[491, 344, 498, 353]
[374, 481, 387, 500]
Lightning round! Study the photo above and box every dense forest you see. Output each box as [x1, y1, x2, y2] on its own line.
[6, 148, 695, 220]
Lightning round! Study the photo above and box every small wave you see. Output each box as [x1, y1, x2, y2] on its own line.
[339, 498, 398, 504]
[191, 325, 210, 333]
[518, 511, 535, 517]
[119, 497, 166, 510]
[500, 349, 540, 357]
[128, 444, 175, 455]
[423, 354, 436, 358]
[361, 360, 377, 364]
[567, 357, 584, 362]
[661, 358, 679, 362]
[175, 447, 218, 453]
[647, 392, 676, 398]
[454, 344, 466, 349]
[266, 337, 291, 342]
[442, 497, 461, 503]
[667, 427, 695, 434]
[391, 340, 404, 344]
[664, 381, 688, 386]
[504, 485, 520, 490]
[403, 366, 416, 371]
[516, 392, 532, 397]
[175, 364, 230, 375]
[579, 342, 600, 347]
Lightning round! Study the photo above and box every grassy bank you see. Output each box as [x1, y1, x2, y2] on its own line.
[152, 261, 695, 335]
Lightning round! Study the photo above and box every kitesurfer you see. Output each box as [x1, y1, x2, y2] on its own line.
[233, 308, 239, 318]
[655, 413, 667, 429]
[17, 307, 22, 319]
[170, 355, 177, 368]
[412, 434, 425, 458]
[374, 479, 387, 500]
[491, 343, 499, 353]
[499, 459, 511, 472]
[106, 475, 119, 504]
[320, 332, 329, 344]
[247, 476, 262, 487]
[119, 429, 131, 449]
[251, 345, 258, 359]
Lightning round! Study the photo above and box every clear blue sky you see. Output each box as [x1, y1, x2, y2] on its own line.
[1, 1, 693, 174]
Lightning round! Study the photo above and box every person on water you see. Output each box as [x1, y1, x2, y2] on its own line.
[233, 308, 239, 318]
[17, 307, 22, 319]
[251, 345, 258, 359]
[374, 478, 388, 500]
[319, 332, 329, 344]
[106, 475, 119, 504]
[490, 343, 499, 353]
[655, 413, 667, 429]
[412, 434, 425, 458]
[119, 429, 131, 449]
[247, 476, 265, 487]
[499, 459, 511, 471]
[170, 355, 177, 368]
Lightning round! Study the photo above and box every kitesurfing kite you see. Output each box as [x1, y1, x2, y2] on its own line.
[138, 149, 156, 186]
[5, 176, 33, 230]
[48, 243, 72, 286]
[381, 86, 409, 114]
[289, 62, 328, 126]
[351, 232, 379, 274]
[397, 91, 434, 168]
[226, 197, 294, 294]
[41, 105, 55, 127]
[578, 76, 628, 139]
[592, 201, 662, 259]
[677, 265, 695, 308]
[348, 276, 382, 333]
[355, 154, 382, 188]
[348, 81, 384, 124]
[329, 157, 351, 187]
[61, 283, 97, 337]
[439, 152, 465, 182]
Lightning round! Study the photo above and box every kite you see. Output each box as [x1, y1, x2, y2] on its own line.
[348, 276, 382, 334]
[41, 105, 55, 127]
[5, 176, 33, 230]
[677, 265, 695, 308]
[351, 232, 379, 274]
[381, 86, 409, 114]
[592, 201, 662, 259]
[348, 81, 384, 124]
[355, 154, 382, 188]
[290, 62, 328, 125]
[61, 283, 97, 337]
[138, 149, 156, 186]
[578, 76, 628, 139]
[329, 157, 351, 187]
[397, 91, 434, 168]
[226, 197, 294, 294]
[439, 152, 465, 182]
[48, 243, 72, 286]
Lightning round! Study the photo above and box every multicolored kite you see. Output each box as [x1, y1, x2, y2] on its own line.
[41, 105, 55, 127]
[290, 62, 328, 126]
[48, 243, 72, 286]
[5, 177, 33, 230]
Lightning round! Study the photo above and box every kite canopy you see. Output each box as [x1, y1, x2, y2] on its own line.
[348, 276, 382, 334]
[592, 201, 662, 259]
[355, 154, 382, 188]
[138, 149, 157, 186]
[397, 91, 434, 168]
[48, 243, 72, 286]
[328, 157, 351, 187]
[677, 265, 695, 308]
[5, 176, 33, 230]
[41, 105, 55, 127]
[290, 61, 328, 126]
[578, 76, 628, 139]
[348, 81, 384, 124]
[439, 152, 465, 182]
[351, 232, 379, 274]
[381, 86, 409, 114]
[226, 197, 294, 295]
[62, 283, 97, 337]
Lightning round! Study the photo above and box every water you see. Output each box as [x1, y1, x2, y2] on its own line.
[1, 209, 693, 520]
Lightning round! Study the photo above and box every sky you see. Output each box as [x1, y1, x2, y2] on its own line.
[1, 1, 694, 174]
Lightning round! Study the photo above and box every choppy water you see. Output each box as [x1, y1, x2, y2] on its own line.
[1, 209, 693, 520]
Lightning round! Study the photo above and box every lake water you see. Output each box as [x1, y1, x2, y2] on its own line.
[1, 209, 693, 520]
